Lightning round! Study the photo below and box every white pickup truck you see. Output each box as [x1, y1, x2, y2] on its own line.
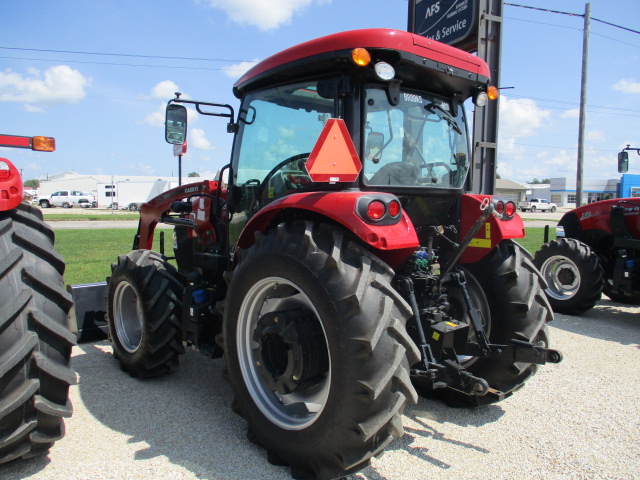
[518, 198, 557, 213]
[39, 190, 96, 208]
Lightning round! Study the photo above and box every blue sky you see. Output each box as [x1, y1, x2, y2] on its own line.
[1, 0, 639, 184]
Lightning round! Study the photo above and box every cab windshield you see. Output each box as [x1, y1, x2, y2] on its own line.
[363, 87, 469, 189]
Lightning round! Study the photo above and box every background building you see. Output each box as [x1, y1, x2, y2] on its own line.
[550, 177, 619, 207]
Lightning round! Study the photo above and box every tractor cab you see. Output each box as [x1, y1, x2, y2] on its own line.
[165, 29, 494, 254]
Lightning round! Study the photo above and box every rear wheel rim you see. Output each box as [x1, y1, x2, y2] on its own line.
[237, 276, 331, 430]
[539, 255, 580, 300]
[113, 281, 144, 353]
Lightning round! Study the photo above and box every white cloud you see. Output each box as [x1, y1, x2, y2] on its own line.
[0, 65, 90, 108]
[190, 128, 214, 150]
[612, 78, 640, 94]
[145, 103, 167, 127]
[222, 60, 260, 79]
[150, 80, 181, 100]
[498, 95, 551, 139]
[561, 108, 580, 118]
[203, 0, 329, 31]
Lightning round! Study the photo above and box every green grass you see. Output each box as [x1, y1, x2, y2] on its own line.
[55, 227, 549, 287]
[43, 213, 140, 221]
[518, 227, 547, 256]
[55, 229, 167, 286]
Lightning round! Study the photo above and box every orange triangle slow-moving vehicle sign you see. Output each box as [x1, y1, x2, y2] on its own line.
[305, 118, 362, 183]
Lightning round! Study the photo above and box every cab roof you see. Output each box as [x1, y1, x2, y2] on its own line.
[233, 28, 490, 98]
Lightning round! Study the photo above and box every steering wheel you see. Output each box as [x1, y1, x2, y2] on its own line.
[419, 161, 452, 184]
[251, 152, 311, 212]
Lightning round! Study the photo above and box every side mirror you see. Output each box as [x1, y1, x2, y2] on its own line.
[618, 151, 629, 173]
[165, 103, 188, 145]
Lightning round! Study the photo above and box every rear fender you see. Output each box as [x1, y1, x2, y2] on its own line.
[0, 157, 24, 211]
[235, 191, 419, 270]
[459, 194, 525, 263]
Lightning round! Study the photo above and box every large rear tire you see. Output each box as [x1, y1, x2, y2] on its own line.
[533, 238, 603, 315]
[428, 241, 553, 407]
[0, 203, 76, 464]
[222, 221, 420, 479]
[107, 250, 184, 378]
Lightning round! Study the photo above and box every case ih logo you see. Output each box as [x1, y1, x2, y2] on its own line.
[580, 211, 593, 221]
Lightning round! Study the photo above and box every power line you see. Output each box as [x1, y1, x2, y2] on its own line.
[0, 46, 248, 63]
[0, 56, 254, 72]
[504, 16, 582, 30]
[504, 3, 583, 17]
[591, 32, 640, 49]
[505, 3, 640, 35]
[507, 94, 640, 115]
[592, 16, 640, 35]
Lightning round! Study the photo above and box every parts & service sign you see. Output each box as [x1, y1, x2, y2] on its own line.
[412, 0, 477, 48]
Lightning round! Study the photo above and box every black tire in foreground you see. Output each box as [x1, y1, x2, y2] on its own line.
[0, 203, 76, 464]
[222, 221, 420, 480]
[426, 241, 553, 407]
[107, 250, 184, 378]
[534, 238, 604, 315]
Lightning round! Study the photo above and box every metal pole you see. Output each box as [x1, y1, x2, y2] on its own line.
[178, 154, 182, 186]
[472, 0, 503, 195]
[576, 2, 591, 207]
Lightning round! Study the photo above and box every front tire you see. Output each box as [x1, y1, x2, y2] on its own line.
[0, 203, 76, 464]
[534, 238, 603, 315]
[223, 221, 419, 479]
[107, 250, 184, 378]
[38, 200, 49, 208]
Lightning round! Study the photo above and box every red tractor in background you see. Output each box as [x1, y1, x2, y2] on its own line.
[534, 199, 640, 314]
[106, 29, 561, 479]
[0, 135, 76, 464]
[533, 146, 640, 315]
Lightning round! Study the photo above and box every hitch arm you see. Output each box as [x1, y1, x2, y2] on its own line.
[465, 339, 563, 365]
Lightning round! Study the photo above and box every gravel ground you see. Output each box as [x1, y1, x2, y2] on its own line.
[2, 299, 638, 480]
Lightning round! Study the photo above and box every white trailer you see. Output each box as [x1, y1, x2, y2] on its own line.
[96, 180, 176, 210]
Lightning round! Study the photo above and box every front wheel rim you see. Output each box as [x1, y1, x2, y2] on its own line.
[113, 281, 144, 353]
[237, 276, 331, 430]
[540, 255, 580, 300]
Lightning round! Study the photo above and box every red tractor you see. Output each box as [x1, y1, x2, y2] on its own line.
[106, 29, 561, 479]
[0, 135, 76, 464]
[534, 198, 640, 314]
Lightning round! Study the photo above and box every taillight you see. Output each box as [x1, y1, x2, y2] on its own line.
[495, 201, 505, 215]
[356, 194, 402, 225]
[367, 200, 386, 220]
[388, 200, 400, 217]
[0, 161, 10, 180]
[505, 201, 517, 217]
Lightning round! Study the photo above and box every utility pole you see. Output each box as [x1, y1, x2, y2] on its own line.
[576, 2, 591, 207]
